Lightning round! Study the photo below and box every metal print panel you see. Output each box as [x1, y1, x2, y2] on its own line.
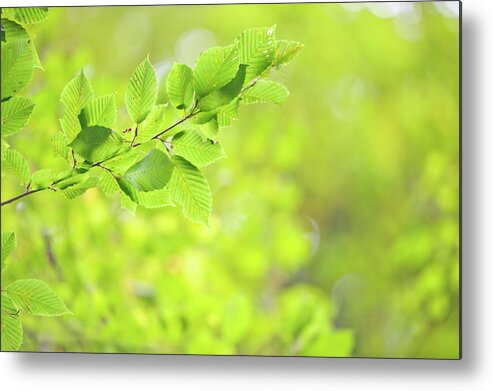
[0, 1, 460, 359]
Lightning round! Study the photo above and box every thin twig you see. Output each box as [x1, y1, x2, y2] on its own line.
[3, 100, 200, 207]
[1, 188, 44, 207]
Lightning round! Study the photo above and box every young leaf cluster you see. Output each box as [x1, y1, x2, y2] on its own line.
[45, 25, 303, 224]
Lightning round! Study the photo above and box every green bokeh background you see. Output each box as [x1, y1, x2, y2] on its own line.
[1, 2, 459, 358]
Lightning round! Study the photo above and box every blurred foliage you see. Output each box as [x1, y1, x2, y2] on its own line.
[0, 2, 459, 358]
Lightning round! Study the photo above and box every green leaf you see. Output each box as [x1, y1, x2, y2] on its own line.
[118, 177, 173, 208]
[30, 168, 56, 190]
[103, 147, 146, 176]
[168, 156, 212, 225]
[98, 169, 119, 197]
[53, 169, 87, 188]
[2, 8, 49, 25]
[136, 188, 173, 209]
[60, 176, 99, 199]
[1, 232, 16, 271]
[1, 96, 35, 137]
[166, 63, 194, 111]
[126, 57, 157, 124]
[122, 149, 173, 192]
[193, 44, 240, 97]
[5, 279, 71, 316]
[217, 99, 239, 128]
[51, 132, 72, 162]
[196, 119, 219, 140]
[60, 70, 94, 117]
[69, 126, 125, 163]
[3, 149, 30, 185]
[1, 18, 28, 41]
[1, 293, 23, 351]
[1, 38, 34, 99]
[236, 26, 276, 84]
[1, 18, 43, 69]
[172, 129, 225, 167]
[241, 80, 289, 105]
[136, 104, 167, 143]
[60, 70, 94, 141]
[198, 64, 246, 111]
[191, 110, 217, 125]
[78, 94, 117, 128]
[1, 140, 9, 178]
[120, 190, 137, 214]
[273, 40, 304, 68]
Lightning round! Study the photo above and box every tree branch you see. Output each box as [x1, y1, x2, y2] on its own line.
[3, 102, 199, 208]
[1, 188, 44, 207]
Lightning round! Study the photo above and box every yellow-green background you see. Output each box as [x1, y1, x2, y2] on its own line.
[1, 2, 460, 358]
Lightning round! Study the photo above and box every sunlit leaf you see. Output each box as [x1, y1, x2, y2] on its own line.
[2, 7, 49, 25]
[168, 156, 212, 224]
[103, 147, 146, 176]
[166, 63, 194, 111]
[241, 80, 289, 105]
[236, 26, 276, 83]
[29, 168, 57, 190]
[60, 70, 94, 141]
[5, 279, 71, 316]
[1, 18, 43, 69]
[98, 169, 119, 197]
[136, 104, 167, 143]
[79, 93, 117, 128]
[216, 99, 239, 128]
[193, 44, 240, 97]
[126, 57, 157, 124]
[1, 96, 35, 137]
[69, 126, 125, 163]
[3, 149, 30, 185]
[198, 64, 246, 111]
[1, 232, 16, 270]
[273, 40, 304, 68]
[172, 129, 225, 167]
[122, 149, 173, 192]
[1, 38, 34, 99]
[136, 188, 173, 209]
[1, 293, 23, 351]
[60, 176, 99, 199]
